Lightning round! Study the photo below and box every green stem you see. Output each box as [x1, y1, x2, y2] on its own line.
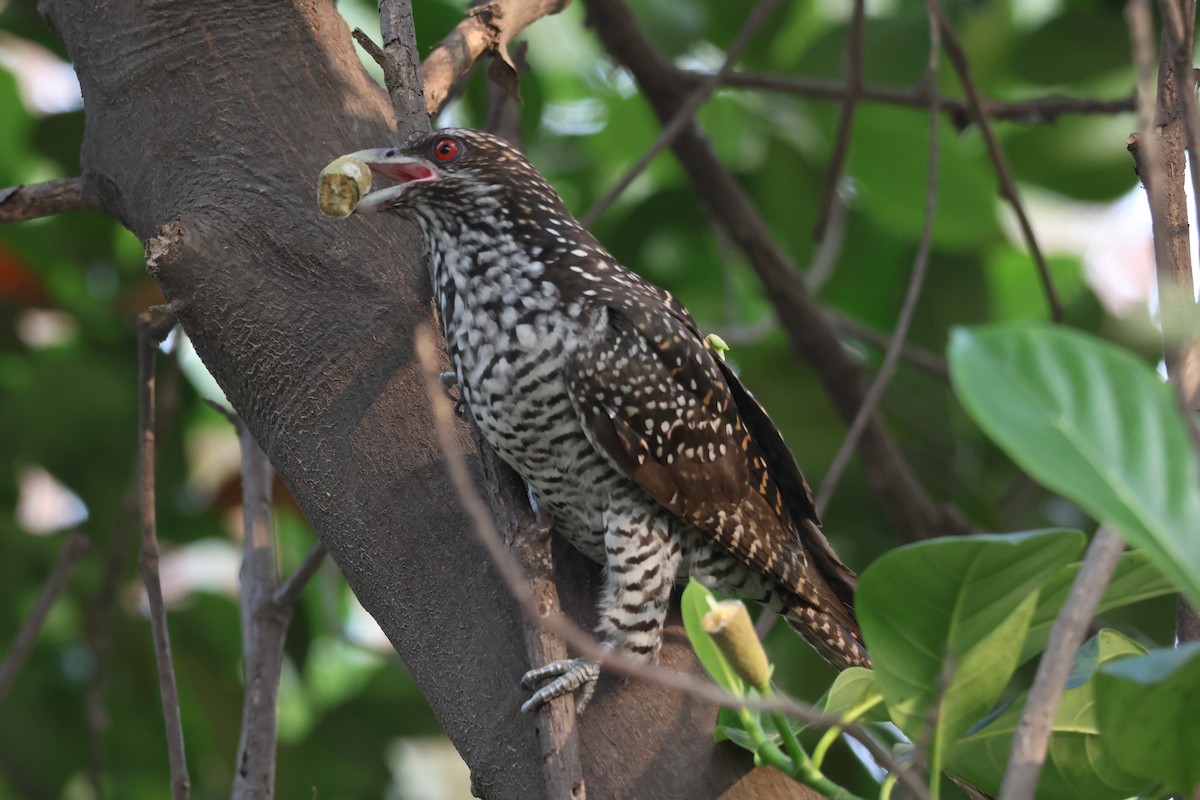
[770, 710, 808, 771]
[736, 706, 794, 773]
[879, 773, 897, 800]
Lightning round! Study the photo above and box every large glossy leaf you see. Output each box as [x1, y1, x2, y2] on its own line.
[1096, 641, 1200, 791]
[1020, 550, 1176, 662]
[857, 530, 1084, 760]
[945, 630, 1153, 800]
[948, 324, 1200, 607]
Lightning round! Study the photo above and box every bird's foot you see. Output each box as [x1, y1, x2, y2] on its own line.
[439, 370, 467, 418]
[520, 658, 600, 714]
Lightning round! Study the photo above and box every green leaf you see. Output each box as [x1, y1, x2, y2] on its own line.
[814, 667, 889, 724]
[857, 530, 1084, 762]
[851, 105, 1000, 250]
[948, 324, 1200, 607]
[681, 578, 746, 696]
[945, 630, 1153, 800]
[1021, 550, 1176, 662]
[1096, 641, 1200, 791]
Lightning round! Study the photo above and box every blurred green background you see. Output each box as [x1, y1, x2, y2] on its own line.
[0, 0, 1176, 797]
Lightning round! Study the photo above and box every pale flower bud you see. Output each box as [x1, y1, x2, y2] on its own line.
[702, 599, 771, 689]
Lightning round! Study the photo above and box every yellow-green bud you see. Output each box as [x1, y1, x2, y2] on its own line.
[317, 156, 372, 217]
[702, 599, 771, 689]
[705, 333, 730, 361]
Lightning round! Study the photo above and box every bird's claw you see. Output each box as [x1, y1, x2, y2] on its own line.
[520, 658, 600, 714]
[439, 370, 467, 418]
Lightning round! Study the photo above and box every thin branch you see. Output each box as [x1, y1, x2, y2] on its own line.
[700, 71, 1137, 126]
[815, 12, 942, 516]
[825, 311, 950, 381]
[1157, 0, 1200, 277]
[998, 527, 1125, 800]
[0, 178, 88, 224]
[232, 423, 290, 800]
[137, 311, 190, 800]
[930, 2, 1063, 323]
[0, 532, 91, 702]
[811, 0, 865, 242]
[414, 325, 930, 800]
[580, 0, 783, 227]
[584, 0, 972, 542]
[272, 542, 328, 608]
[419, 0, 569, 119]
[353, 5, 426, 129]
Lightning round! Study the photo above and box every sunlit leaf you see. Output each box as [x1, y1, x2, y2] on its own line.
[948, 324, 1200, 607]
[858, 530, 1084, 763]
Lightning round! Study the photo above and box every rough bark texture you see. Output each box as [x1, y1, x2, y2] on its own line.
[38, 0, 816, 796]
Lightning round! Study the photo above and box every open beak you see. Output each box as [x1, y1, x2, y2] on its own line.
[347, 148, 441, 213]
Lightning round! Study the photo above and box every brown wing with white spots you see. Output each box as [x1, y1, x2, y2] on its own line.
[565, 296, 860, 638]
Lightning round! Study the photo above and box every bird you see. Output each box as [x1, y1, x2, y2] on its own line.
[344, 128, 870, 712]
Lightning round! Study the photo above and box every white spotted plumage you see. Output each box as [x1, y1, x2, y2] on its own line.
[363, 129, 869, 712]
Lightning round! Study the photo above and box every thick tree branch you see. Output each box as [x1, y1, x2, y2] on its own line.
[999, 527, 1125, 800]
[583, 0, 971, 542]
[137, 312, 190, 800]
[420, 0, 570, 119]
[0, 178, 88, 224]
[0, 532, 91, 702]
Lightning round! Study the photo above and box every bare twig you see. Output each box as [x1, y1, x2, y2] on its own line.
[419, 0, 569, 119]
[414, 325, 930, 800]
[272, 542, 328, 608]
[137, 311, 190, 800]
[580, 0, 783, 227]
[231, 422, 291, 800]
[699, 72, 1136, 126]
[0, 532, 91, 701]
[815, 11, 942, 516]
[584, 0, 972, 542]
[999, 527, 1125, 800]
[811, 0, 865, 242]
[930, 1, 1063, 323]
[803, 190, 849, 293]
[825, 311, 950, 381]
[0, 178, 88, 224]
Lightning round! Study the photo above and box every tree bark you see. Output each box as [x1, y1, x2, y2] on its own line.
[37, 0, 816, 796]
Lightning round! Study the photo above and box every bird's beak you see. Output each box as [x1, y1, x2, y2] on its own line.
[348, 148, 441, 213]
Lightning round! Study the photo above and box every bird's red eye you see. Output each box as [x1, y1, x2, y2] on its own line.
[433, 137, 460, 162]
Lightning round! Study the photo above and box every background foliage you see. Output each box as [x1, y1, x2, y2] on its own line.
[0, 0, 1178, 797]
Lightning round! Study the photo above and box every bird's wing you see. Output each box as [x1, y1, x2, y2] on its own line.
[565, 292, 857, 620]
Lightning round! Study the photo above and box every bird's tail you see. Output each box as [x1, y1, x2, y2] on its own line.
[783, 603, 871, 671]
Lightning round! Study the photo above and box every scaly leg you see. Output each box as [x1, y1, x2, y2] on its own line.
[521, 510, 679, 713]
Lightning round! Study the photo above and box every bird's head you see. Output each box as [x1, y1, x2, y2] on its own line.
[348, 129, 568, 227]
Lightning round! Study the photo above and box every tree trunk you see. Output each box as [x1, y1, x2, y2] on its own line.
[38, 0, 817, 796]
